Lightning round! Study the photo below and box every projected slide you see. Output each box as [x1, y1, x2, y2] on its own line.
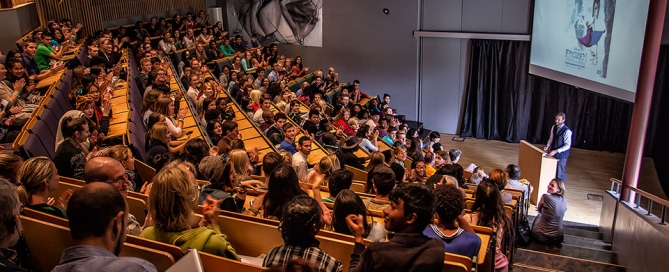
[530, 0, 650, 100]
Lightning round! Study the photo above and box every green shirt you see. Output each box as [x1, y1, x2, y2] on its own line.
[35, 43, 53, 71]
[219, 44, 236, 57]
[140, 225, 240, 260]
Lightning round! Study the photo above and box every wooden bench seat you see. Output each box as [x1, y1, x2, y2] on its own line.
[20, 216, 175, 272]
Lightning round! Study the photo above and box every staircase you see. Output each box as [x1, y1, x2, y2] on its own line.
[511, 218, 625, 272]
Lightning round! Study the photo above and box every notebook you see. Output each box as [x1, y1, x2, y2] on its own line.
[166, 249, 204, 272]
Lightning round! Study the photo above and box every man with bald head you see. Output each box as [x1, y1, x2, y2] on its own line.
[84, 157, 143, 234]
[52, 183, 157, 272]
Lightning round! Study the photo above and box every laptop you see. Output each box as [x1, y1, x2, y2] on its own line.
[166, 249, 204, 272]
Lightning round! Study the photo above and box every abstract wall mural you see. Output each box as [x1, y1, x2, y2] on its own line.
[228, 0, 323, 47]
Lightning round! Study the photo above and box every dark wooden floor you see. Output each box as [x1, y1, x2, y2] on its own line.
[440, 134, 665, 225]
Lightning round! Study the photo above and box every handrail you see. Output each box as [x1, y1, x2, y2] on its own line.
[609, 178, 623, 194]
[623, 183, 669, 225]
[626, 186, 669, 208]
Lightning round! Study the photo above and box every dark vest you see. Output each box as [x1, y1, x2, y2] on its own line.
[551, 125, 570, 159]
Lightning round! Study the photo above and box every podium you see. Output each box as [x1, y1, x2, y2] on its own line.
[518, 140, 557, 205]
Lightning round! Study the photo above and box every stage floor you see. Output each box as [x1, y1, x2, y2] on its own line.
[440, 134, 665, 225]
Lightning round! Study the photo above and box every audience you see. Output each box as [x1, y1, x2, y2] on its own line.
[346, 183, 445, 271]
[51, 183, 157, 272]
[9, 18, 534, 272]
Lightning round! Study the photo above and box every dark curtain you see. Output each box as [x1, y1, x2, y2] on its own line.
[460, 39, 634, 153]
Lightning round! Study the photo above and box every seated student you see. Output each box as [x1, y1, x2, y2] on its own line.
[504, 164, 530, 201]
[279, 122, 298, 155]
[424, 151, 436, 177]
[265, 112, 287, 146]
[365, 166, 395, 212]
[253, 96, 272, 127]
[464, 180, 513, 272]
[54, 117, 90, 180]
[0, 179, 29, 271]
[424, 184, 481, 259]
[489, 168, 513, 204]
[0, 154, 22, 185]
[145, 122, 190, 168]
[389, 162, 406, 186]
[317, 169, 353, 204]
[532, 178, 567, 245]
[392, 146, 407, 167]
[345, 183, 445, 271]
[408, 159, 427, 184]
[52, 182, 157, 272]
[141, 162, 240, 260]
[248, 164, 309, 220]
[449, 149, 462, 165]
[292, 136, 312, 183]
[259, 110, 274, 131]
[35, 31, 70, 71]
[337, 136, 365, 170]
[16, 156, 70, 219]
[333, 189, 387, 242]
[84, 157, 144, 235]
[263, 196, 343, 272]
[76, 95, 110, 138]
[434, 150, 450, 168]
[198, 158, 261, 213]
[439, 164, 468, 189]
[303, 109, 320, 138]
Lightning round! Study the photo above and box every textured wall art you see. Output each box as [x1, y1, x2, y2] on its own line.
[228, 0, 323, 47]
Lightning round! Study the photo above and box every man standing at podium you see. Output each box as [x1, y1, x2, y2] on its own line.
[544, 112, 572, 182]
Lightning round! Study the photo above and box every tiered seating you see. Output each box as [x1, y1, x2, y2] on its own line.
[13, 41, 86, 158]
[11, 18, 517, 271]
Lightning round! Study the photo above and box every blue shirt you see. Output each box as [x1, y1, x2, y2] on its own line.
[52, 245, 157, 272]
[280, 140, 297, 155]
[423, 224, 481, 259]
[22, 52, 39, 76]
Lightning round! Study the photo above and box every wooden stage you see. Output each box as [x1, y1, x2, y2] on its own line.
[440, 134, 666, 225]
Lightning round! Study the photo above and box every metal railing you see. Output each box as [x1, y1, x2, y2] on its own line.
[611, 178, 669, 225]
[609, 178, 623, 195]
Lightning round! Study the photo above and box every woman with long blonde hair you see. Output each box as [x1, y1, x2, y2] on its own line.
[141, 162, 240, 259]
[16, 157, 71, 218]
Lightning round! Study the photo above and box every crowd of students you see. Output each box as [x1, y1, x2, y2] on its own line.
[0, 12, 569, 272]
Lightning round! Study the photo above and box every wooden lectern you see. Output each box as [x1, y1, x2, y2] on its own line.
[518, 140, 557, 205]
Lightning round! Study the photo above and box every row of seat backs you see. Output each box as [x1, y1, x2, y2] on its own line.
[20, 211, 267, 272]
[125, 49, 149, 163]
[18, 70, 74, 159]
